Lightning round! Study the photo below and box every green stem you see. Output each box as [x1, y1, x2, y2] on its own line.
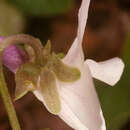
[0, 34, 44, 130]
[0, 56, 21, 130]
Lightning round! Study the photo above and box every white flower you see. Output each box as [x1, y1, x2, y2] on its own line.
[33, 0, 124, 130]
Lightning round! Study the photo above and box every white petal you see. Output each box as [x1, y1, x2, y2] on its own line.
[85, 58, 124, 86]
[63, 0, 91, 67]
[58, 65, 106, 130]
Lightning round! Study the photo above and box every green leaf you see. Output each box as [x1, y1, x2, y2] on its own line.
[6, 0, 73, 16]
[95, 31, 130, 130]
[40, 68, 61, 115]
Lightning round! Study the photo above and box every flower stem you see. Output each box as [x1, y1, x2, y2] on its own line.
[0, 55, 21, 130]
[0, 34, 44, 130]
[0, 34, 44, 65]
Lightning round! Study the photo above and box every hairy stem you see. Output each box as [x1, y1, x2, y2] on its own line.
[0, 56, 21, 130]
[0, 34, 44, 65]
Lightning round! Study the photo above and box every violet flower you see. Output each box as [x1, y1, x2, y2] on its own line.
[0, 0, 124, 130]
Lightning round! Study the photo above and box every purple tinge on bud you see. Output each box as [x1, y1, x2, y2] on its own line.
[0, 37, 28, 73]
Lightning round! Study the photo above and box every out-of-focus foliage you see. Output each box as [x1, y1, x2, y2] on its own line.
[96, 31, 130, 130]
[6, 0, 73, 16]
[0, 1, 25, 36]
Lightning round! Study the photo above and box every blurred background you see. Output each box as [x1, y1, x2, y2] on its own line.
[0, 0, 130, 129]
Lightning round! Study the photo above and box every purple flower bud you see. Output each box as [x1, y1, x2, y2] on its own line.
[0, 37, 28, 73]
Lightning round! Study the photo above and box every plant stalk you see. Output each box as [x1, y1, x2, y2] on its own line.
[0, 55, 21, 130]
[0, 34, 44, 130]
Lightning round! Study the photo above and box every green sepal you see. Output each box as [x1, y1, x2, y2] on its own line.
[14, 81, 30, 101]
[56, 52, 65, 59]
[24, 45, 35, 62]
[39, 68, 61, 115]
[42, 40, 51, 66]
[15, 63, 40, 100]
[43, 40, 51, 56]
[48, 53, 81, 82]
